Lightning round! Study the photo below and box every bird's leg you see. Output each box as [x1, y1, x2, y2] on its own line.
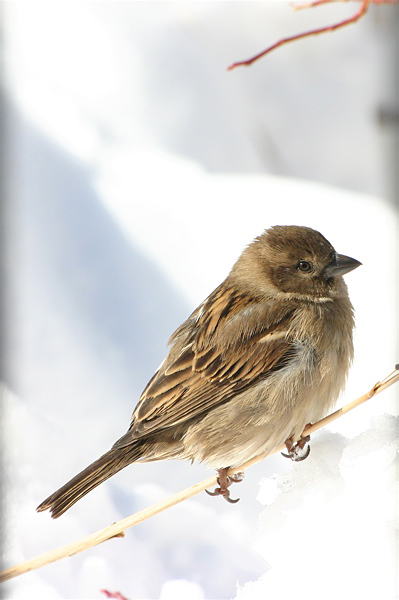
[282, 423, 312, 462]
[205, 468, 244, 503]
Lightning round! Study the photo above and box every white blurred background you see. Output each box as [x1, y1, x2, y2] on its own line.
[1, 2, 398, 599]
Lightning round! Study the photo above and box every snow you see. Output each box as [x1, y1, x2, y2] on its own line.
[1, 2, 398, 600]
[237, 418, 399, 600]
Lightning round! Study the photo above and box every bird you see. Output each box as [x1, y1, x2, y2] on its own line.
[37, 225, 361, 517]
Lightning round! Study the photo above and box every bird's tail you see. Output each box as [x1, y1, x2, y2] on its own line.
[36, 442, 144, 519]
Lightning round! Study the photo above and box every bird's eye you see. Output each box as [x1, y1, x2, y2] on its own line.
[297, 260, 313, 273]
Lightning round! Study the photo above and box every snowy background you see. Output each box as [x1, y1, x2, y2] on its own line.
[1, 2, 398, 599]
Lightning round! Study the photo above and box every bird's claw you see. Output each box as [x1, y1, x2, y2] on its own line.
[281, 444, 311, 462]
[205, 487, 240, 503]
[282, 432, 311, 462]
[205, 468, 244, 503]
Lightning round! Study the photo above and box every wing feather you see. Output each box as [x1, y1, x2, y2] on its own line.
[114, 283, 298, 447]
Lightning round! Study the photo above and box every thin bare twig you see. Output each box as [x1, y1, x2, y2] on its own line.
[101, 591, 129, 600]
[228, 0, 369, 70]
[295, 0, 398, 8]
[1, 366, 398, 583]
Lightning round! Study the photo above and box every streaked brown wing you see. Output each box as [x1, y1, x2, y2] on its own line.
[114, 284, 297, 447]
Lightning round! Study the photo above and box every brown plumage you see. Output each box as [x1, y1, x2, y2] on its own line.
[37, 225, 361, 517]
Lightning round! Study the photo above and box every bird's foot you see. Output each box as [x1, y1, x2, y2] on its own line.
[205, 468, 244, 503]
[282, 425, 312, 462]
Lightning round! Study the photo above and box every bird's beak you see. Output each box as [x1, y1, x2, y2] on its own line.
[324, 253, 362, 278]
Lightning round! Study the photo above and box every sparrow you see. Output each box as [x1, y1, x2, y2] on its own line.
[37, 225, 361, 517]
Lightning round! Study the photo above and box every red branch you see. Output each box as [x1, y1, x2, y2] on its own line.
[101, 591, 129, 600]
[227, 0, 369, 70]
[295, 0, 355, 9]
[296, 0, 397, 7]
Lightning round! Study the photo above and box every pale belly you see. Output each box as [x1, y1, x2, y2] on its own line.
[182, 344, 348, 469]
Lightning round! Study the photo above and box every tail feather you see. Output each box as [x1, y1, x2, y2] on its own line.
[36, 442, 144, 518]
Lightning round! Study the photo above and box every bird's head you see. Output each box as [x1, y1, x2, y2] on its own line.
[231, 225, 361, 300]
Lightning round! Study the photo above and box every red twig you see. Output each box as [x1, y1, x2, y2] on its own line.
[227, 0, 369, 70]
[101, 591, 129, 600]
[296, 0, 397, 7]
